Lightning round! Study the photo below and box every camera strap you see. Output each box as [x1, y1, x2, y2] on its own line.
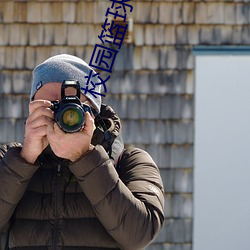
[93, 112, 113, 160]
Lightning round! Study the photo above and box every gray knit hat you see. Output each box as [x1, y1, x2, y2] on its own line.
[31, 54, 102, 113]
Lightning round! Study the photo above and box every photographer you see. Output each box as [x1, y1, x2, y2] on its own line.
[0, 54, 164, 250]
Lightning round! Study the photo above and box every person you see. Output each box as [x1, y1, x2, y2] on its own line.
[0, 54, 164, 250]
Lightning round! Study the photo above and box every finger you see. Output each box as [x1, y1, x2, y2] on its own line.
[26, 115, 54, 130]
[28, 106, 54, 124]
[46, 121, 55, 138]
[53, 122, 65, 137]
[47, 122, 65, 142]
[83, 112, 95, 136]
[29, 100, 52, 114]
[26, 125, 48, 138]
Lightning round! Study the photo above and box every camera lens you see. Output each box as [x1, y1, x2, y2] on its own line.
[55, 104, 85, 133]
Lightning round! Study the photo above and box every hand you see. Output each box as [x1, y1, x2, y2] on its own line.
[21, 100, 54, 164]
[46, 112, 95, 162]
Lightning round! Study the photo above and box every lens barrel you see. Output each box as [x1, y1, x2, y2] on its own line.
[55, 103, 85, 133]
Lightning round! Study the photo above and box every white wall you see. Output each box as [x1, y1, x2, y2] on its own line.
[194, 54, 250, 250]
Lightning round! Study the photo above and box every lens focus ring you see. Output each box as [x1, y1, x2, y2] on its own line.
[55, 103, 85, 133]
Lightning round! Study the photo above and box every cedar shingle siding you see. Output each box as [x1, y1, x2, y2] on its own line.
[0, 1, 248, 249]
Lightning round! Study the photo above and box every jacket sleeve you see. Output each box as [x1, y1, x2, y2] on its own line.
[0, 143, 39, 235]
[69, 145, 164, 250]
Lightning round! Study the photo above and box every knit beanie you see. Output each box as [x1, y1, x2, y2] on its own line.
[30, 54, 102, 113]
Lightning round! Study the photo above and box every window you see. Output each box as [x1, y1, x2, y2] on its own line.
[193, 47, 250, 250]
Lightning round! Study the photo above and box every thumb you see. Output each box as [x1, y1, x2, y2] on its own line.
[83, 112, 95, 136]
[46, 122, 55, 137]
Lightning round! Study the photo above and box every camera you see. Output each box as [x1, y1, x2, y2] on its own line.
[50, 80, 92, 133]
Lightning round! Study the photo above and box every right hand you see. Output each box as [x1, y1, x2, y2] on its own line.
[20, 100, 54, 164]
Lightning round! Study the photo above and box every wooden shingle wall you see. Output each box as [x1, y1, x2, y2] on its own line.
[0, 1, 249, 249]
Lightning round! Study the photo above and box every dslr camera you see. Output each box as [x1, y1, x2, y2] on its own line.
[50, 80, 92, 133]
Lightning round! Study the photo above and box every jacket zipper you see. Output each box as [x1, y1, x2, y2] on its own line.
[52, 161, 62, 250]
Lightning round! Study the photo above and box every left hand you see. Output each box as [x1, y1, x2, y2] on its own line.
[46, 112, 95, 162]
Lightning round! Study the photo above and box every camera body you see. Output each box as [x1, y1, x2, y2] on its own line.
[50, 80, 92, 133]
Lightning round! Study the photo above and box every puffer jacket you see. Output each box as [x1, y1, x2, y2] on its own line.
[0, 104, 164, 250]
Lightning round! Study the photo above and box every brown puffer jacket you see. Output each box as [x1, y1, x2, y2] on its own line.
[0, 104, 164, 250]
